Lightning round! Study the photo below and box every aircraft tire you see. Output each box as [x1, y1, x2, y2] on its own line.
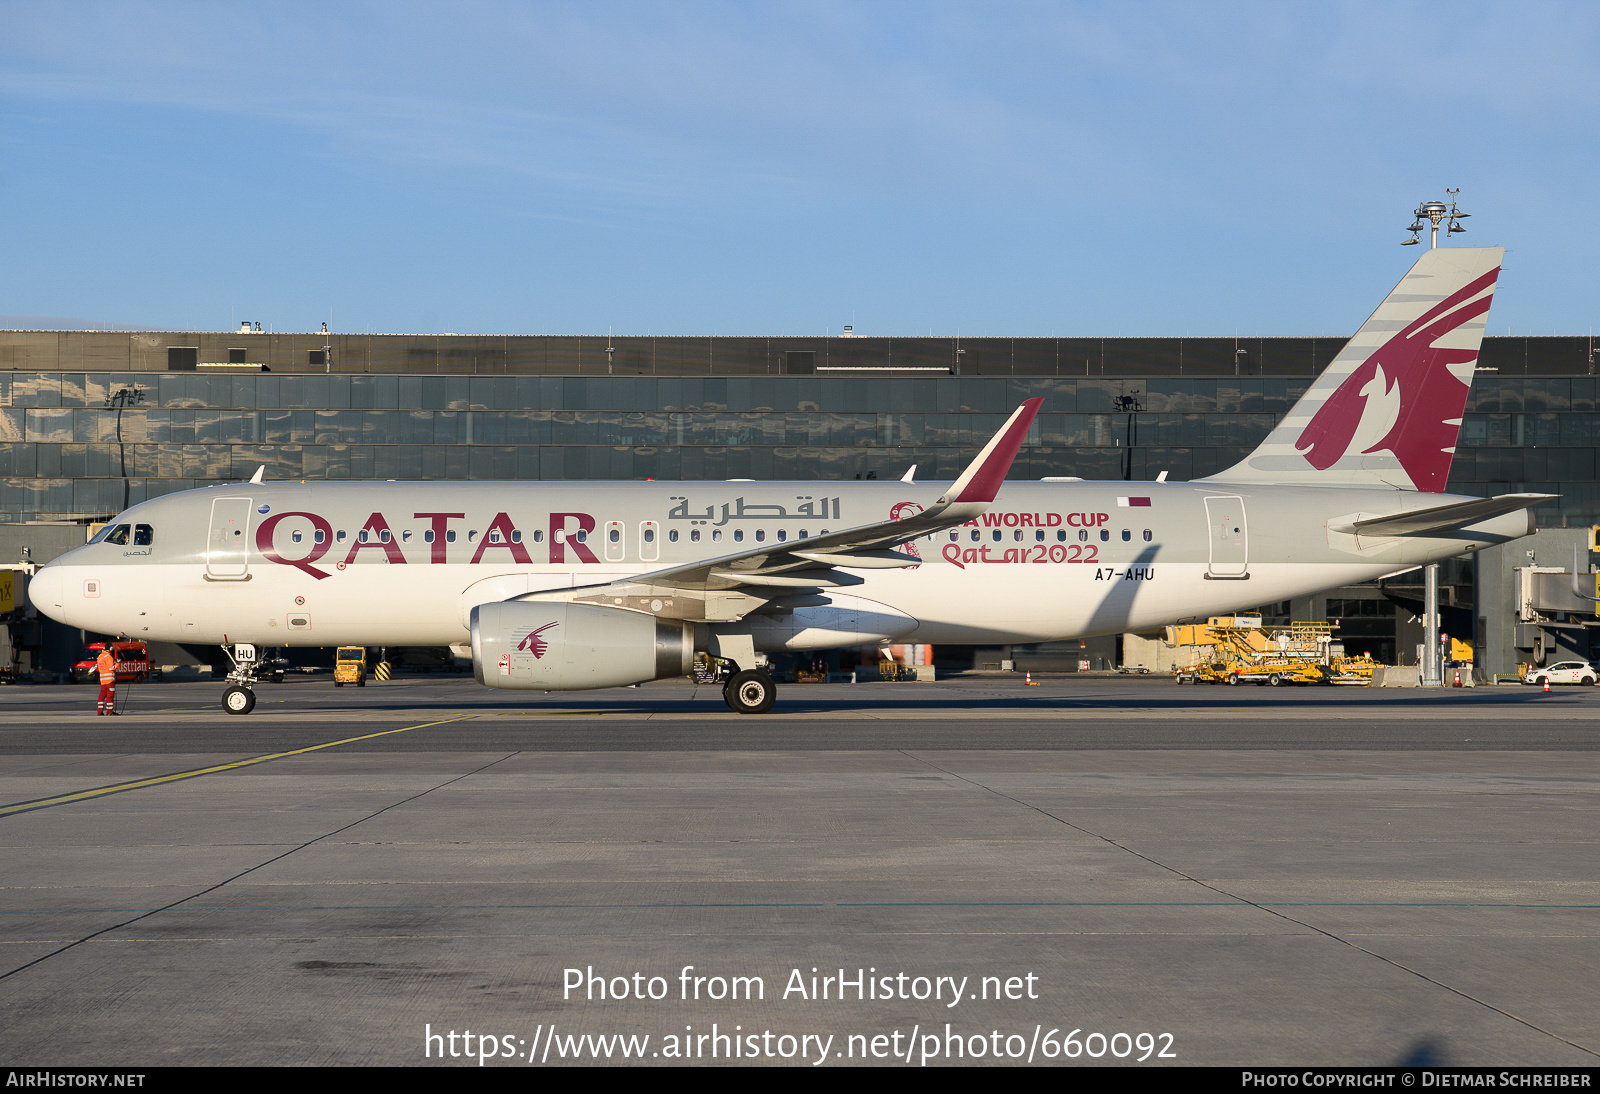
[724, 670, 777, 714]
[222, 686, 256, 716]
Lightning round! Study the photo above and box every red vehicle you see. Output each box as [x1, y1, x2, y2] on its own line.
[71, 641, 151, 684]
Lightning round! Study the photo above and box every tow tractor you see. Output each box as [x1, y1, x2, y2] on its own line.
[334, 646, 368, 687]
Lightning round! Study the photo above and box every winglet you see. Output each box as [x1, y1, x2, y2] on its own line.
[940, 398, 1043, 504]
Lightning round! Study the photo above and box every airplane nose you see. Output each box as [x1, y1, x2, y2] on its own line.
[27, 565, 63, 619]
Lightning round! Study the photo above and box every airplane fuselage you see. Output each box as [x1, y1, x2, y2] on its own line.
[30, 478, 1531, 651]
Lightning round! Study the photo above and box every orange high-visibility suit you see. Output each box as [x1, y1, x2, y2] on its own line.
[96, 648, 117, 715]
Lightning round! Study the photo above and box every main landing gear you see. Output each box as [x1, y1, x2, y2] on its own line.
[723, 668, 777, 715]
[697, 654, 778, 714]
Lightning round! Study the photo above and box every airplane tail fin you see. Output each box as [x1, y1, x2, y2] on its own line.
[1203, 246, 1504, 491]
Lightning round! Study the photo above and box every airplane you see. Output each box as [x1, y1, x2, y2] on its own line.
[27, 245, 1547, 715]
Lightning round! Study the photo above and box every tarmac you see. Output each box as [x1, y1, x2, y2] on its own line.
[0, 673, 1596, 1067]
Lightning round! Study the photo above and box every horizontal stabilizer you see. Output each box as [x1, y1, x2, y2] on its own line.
[1342, 493, 1553, 537]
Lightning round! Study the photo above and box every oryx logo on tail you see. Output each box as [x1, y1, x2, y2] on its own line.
[517, 622, 559, 659]
[1202, 247, 1504, 491]
[1294, 266, 1500, 491]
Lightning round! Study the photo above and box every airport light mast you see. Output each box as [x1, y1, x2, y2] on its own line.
[1403, 192, 1469, 250]
[1404, 193, 1470, 685]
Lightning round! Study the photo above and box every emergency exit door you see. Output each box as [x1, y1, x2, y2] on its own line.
[1204, 495, 1249, 579]
[206, 497, 253, 579]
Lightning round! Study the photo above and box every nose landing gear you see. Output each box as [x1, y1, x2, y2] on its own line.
[220, 643, 266, 715]
[222, 685, 256, 715]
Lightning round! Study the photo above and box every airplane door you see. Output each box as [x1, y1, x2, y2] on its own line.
[1204, 496, 1249, 579]
[206, 497, 253, 580]
[604, 520, 625, 562]
[640, 520, 660, 562]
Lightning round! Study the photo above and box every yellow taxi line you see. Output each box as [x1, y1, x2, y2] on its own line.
[0, 716, 476, 818]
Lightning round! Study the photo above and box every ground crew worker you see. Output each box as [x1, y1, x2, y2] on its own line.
[96, 646, 118, 715]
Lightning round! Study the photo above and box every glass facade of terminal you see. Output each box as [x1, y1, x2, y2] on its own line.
[0, 369, 1596, 528]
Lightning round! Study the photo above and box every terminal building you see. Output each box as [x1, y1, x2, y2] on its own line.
[0, 325, 1595, 681]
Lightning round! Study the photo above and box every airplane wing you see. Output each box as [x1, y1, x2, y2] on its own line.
[1341, 492, 1554, 537]
[516, 398, 1043, 620]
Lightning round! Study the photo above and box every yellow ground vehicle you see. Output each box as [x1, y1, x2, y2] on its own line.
[334, 646, 367, 687]
[1171, 619, 1338, 686]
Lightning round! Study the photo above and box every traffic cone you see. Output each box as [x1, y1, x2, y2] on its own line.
[1543, 678, 1551, 693]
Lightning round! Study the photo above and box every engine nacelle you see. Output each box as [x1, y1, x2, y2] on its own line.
[471, 601, 694, 691]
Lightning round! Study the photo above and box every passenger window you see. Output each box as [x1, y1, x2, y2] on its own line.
[756, 530, 766, 542]
[380, 530, 392, 543]
[314, 529, 326, 543]
[1143, 529, 1152, 541]
[134, 524, 154, 546]
[734, 530, 744, 542]
[1100, 529, 1110, 541]
[1014, 530, 1023, 542]
[1079, 530, 1088, 542]
[712, 530, 722, 542]
[775, 529, 785, 542]
[358, 530, 370, 543]
[291, 530, 303, 544]
[1121, 529, 1131, 541]
[511, 530, 522, 544]
[798, 530, 808, 539]
[337, 530, 347, 543]
[690, 530, 700, 542]
[1057, 530, 1066, 542]
[532, 530, 543, 542]
[490, 529, 503, 543]
[425, 530, 435, 543]
[992, 531, 1002, 542]
[1036, 530, 1045, 542]
[447, 530, 456, 543]
[669, 530, 679, 543]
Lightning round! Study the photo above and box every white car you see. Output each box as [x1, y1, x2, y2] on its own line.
[1524, 661, 1598, 686]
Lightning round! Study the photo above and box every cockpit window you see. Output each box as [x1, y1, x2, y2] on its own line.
[103, 524, 131, 545]
[134, 524, 154, 546]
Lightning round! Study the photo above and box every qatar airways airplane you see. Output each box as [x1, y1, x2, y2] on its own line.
[29, 246, 1545, 714]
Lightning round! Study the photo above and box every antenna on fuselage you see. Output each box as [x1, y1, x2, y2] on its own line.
[249, 465, 265, 484]
[900, 464, 917, 484]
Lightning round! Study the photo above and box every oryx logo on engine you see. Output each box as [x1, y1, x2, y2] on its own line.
[516, 622, 559, 659]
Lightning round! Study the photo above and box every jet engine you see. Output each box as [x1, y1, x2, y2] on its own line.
[471, 601, 694, 691]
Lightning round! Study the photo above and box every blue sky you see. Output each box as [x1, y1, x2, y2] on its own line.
[1, 1, 1595, 337]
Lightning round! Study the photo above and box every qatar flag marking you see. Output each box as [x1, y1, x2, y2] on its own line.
[1117, 497, 1151, 507]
